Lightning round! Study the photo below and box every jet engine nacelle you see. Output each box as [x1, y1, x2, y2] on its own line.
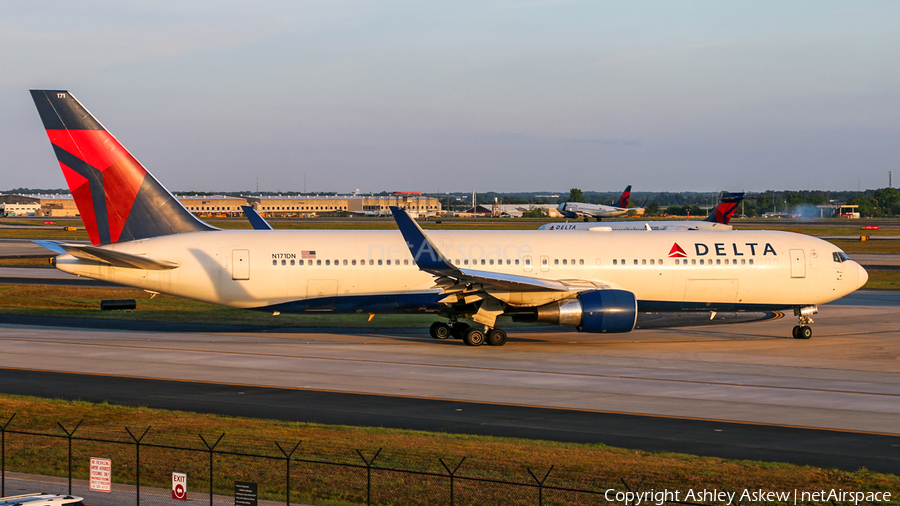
[536, 289, 637, 333]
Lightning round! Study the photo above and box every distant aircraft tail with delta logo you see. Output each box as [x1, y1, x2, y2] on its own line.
[30, 90, 215, 245]
[701, 192, 745, 225]
[615, 185, 631, 209]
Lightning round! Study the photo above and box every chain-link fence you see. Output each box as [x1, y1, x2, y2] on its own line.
[0, 413, 718, 506]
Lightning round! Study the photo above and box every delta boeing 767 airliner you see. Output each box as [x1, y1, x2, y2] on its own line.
[29, 90, 867, 346]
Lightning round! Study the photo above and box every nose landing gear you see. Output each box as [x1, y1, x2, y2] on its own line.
[791, 306, 817, 340]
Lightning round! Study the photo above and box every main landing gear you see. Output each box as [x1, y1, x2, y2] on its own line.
[791, 306, 817, 340]
[429, 321, 507, 346]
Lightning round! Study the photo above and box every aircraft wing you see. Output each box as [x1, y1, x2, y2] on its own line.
[390, 206, 570, 292]
[59, 244, 180, 270]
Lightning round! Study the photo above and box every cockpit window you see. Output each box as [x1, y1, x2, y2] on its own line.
[833, 252, 851, 263]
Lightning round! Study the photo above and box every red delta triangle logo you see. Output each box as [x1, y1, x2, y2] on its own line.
[668, 243, 687, 258]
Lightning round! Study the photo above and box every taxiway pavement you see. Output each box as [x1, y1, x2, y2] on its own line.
[0, 291, 898, 472]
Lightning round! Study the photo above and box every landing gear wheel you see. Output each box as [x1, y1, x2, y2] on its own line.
[429, 322, 451, 339]
[792, 325, 802, 339]
[486, 328, 507, 346]
[799, 325, 812, 339]
[463, 328, 485, 346]
[450, 323, 470, 340]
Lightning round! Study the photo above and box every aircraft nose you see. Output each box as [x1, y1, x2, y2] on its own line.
[857, 262, 868, 289]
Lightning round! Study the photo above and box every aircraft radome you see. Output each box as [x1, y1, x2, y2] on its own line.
[30, 90, 867, 346]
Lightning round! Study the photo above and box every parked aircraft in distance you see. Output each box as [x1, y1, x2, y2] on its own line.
[30, 90, 867, 346]
[540, 192, 744, 231]
[556, 185, 645, 220]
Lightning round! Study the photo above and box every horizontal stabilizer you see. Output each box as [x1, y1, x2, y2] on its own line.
[59, 244, 179, 270]
[32, 240, 68, 255]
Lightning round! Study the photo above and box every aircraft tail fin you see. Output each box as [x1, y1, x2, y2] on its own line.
[30, 90, 215, 245]
[702, 192, 745, 224]
[616, 185, 632, 209]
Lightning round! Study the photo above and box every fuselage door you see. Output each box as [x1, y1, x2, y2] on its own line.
[790, 249, 806, 278]
[232, 249, 250, 280]
[540, 255, 550, 272]
[523, 255, 533, 272]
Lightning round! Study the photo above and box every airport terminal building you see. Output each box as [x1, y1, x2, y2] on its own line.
[7, 193, 442, 218]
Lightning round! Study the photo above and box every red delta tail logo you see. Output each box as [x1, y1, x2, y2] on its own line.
[713, 202, 739, 225]
[30, 90, 214, 245]
[49, 129, 146, 245]
[668, 243, 687, 258]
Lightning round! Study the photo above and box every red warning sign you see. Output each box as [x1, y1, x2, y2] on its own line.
[172, 472, 187, 500]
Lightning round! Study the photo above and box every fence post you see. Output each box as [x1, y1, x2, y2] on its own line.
[1, 414, 15, 496]
[125, 427, 151, 506]
[275, 441, 301, 506]
[199, 433, 224, 506]
[355, 448, 382, 506]
[57, 420, 83, 495]
[620, 477, 645, 502]
[526, 466, 553, 506]
[438, 457, 465, 506]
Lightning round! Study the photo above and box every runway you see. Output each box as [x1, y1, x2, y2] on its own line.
[0, 291, 898, 473]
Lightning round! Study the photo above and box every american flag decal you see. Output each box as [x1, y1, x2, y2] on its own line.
[302, 250, 316, 259]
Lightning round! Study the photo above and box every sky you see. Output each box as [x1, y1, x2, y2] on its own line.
[2, 1, 899, 194]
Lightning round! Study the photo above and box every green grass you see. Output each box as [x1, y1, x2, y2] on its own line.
[0, 284, 441, 328]
[861, 271, 900, 290]
[827, 240, 900, 254]
[0, 394, 896, 505]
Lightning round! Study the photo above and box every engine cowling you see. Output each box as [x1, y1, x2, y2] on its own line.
[535, 289, 637, 333]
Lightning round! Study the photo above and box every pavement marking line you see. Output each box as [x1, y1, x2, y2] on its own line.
[0, 335, 898, 399]
[1, 365, 899, 438]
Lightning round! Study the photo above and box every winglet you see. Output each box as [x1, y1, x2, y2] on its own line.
[241, 206, 274, 230]
[389, 206, 456, 274]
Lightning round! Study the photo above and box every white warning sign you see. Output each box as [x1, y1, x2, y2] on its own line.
[89, 457, 112, 492]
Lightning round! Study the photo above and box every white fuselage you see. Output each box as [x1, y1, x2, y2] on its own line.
[54, 229, 866, 312]
[558, 202, 628, 219]
[539, 221, 732, 231]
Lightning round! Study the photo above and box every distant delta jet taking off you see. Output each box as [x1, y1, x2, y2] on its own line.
[540, 192, 745, 231]
[30, 90, 867, 345]
[556, 185, 644, 220]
